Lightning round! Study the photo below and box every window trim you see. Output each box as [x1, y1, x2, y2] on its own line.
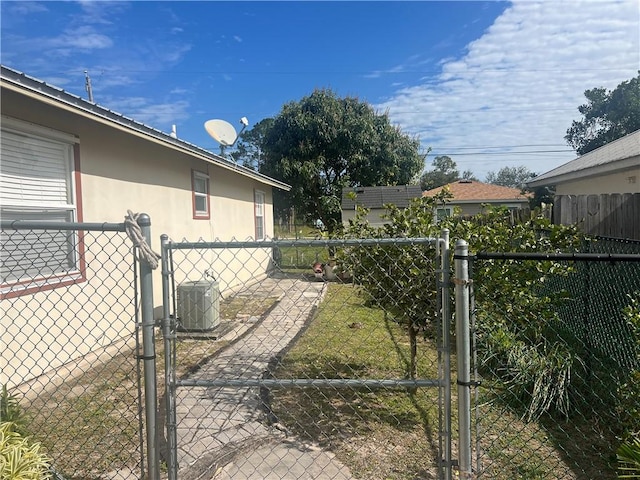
[191, 169, 210, 220]
[1, 122, 86, 299]
[254, 189, 266, 240]
[435, 206, 453, 223]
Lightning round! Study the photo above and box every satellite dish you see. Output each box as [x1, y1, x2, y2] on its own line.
[204, 119, 238, 147]
[204, 117, 250, 157]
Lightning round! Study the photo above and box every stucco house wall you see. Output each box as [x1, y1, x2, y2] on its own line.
[341, 208, 390, 228]
[552, 168, 640, 196]
[1, 66, 288, 386]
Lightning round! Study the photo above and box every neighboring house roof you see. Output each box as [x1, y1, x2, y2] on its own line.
[528, 129, 640, 187]
[422, 180, 529, 204]
[0, 64, 290, 191]
[341, 185, 423, 209]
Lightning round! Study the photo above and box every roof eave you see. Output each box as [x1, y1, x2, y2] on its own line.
[0, 67, 291, 192]
[447, 198, 530, 204]
[527, 156, 640, 188]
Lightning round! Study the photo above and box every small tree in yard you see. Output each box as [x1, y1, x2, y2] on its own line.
[342, 195, 589, 419]
[341, 190, 450, 379]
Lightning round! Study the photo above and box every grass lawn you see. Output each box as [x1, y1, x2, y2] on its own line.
[269, 283, 618, 480]
[270, 282, 443, 479]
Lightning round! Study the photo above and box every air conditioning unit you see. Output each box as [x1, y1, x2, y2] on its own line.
[176, 280, 220, 331]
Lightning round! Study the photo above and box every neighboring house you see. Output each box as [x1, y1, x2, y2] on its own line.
[527, 129, 640, 239]
[341, 185, 423, 227]
[1, 65, 290, 385]
[422, 180, 530, 218]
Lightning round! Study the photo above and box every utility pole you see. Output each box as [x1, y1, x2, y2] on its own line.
[84, 70, 94, 103]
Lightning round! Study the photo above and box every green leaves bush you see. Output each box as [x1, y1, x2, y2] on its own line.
[0, 422, 51, 480]
[341, 194, 445, 378]
[617, 294, 640, 478]
[617, 434, 640, 478]
[342, 196, 587, 419]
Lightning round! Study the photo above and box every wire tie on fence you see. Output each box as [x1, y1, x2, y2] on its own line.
[135, 354, 156, 360]
[452, 278, 473, 286]
[124, 210, 161, 269]
[456, 379, 481, 387]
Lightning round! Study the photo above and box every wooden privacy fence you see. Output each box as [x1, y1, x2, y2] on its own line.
[554, 193, 640, 240]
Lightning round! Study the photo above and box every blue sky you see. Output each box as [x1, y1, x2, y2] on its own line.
[1, 1, 639, 180]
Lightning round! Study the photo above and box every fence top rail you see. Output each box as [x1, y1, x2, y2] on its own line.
[470, 251, 640, 262]
[163, 237, 439, 250]
[1, 220, 127, 232]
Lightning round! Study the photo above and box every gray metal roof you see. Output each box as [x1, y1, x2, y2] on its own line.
[341, 185, 423, 209]
[528, 129, 640, 187]
[0, 64, 290, 191]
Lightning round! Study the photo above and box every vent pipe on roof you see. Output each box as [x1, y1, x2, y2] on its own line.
[170, 125, 177, 138]
[84, 70, 94, 103]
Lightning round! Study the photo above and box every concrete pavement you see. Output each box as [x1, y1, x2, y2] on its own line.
[174, 274, 354, 480]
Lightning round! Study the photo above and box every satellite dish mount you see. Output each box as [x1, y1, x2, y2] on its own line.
[204, 117, 249, 157]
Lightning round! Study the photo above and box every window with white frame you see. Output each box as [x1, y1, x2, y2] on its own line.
[192, 170, 210, 219]
[0, 117, 81, 293]
[254, 190, 265, 240]
[436, 206, 453, 223]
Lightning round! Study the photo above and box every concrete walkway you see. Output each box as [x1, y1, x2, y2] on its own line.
[174, 274, 354, 480]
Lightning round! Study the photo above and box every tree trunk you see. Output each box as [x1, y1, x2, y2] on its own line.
[409, 323, 418, 380]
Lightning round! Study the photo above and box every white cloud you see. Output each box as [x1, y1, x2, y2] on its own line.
[75, 1, 129, 25]
[376, 0, 640, 179]
[106, 96, 191, 128]
[6, 2, 48, 15]
[51, 26, 113, 50]
[233, 35, 243, 43]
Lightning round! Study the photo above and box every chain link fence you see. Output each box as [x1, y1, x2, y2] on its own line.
[3, 218, 637, 480]
[160, 236, 451, 480]
[468, 237, 640, 479]
[1, 220, 145, 480]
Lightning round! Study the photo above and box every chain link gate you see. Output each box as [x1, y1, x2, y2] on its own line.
[0, 218, 156, 479]
[160, 234, 458, 479]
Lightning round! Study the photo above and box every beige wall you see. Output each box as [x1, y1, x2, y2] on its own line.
[341, 208, 389, 228]
[554, 167, 640, 196]
[1, 232, 136, 387]
[454, 201, 528, 216]
[342, 201, 529, 226]
[1, 89, 277, 386]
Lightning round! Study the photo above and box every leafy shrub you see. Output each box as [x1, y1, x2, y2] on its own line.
[341, 194, 445, 377]
[616, 294, 640, 478]
[0, 422, 52, 480]
[343, 197, 588, 418]
[617, 433, 640, 479]
[0, 386, 27, 436]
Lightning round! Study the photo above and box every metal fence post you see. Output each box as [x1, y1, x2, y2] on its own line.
[138, 214, 159, 480]
[454, 239, 472, 479]
[161, 234, 178, 480]
[438, 229, 452, 480]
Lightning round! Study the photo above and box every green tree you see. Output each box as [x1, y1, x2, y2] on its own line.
[341, 191, 450, 378]
[230, 117, 274, 170]
[258, 89, 424, 233]
[565, 72, 640, 155]
[485, 166, 537, 189]
[461, 169, 478, 181]
[419, 155, 459, 190]
[342, 201, 586, 417]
